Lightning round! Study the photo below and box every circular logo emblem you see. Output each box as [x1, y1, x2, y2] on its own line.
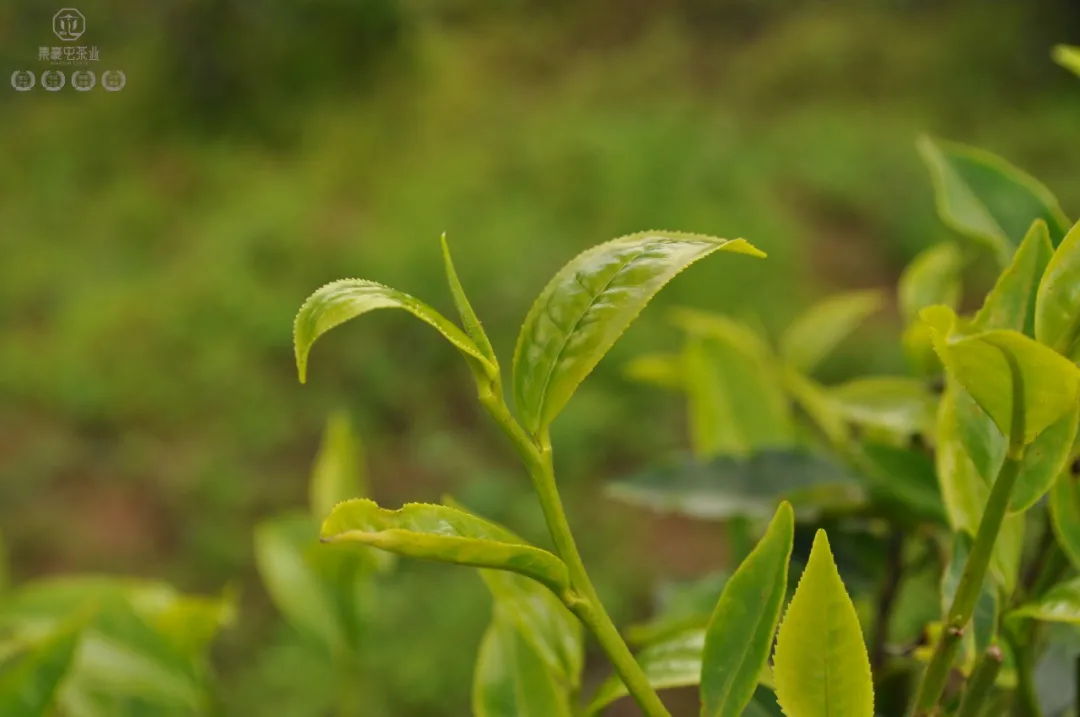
[72, 70, 95, 91]
[53, 8, 86, 42]
[10, 70, 35, 91]
[101, 70, 126, 92]
[41, 70, 66, 91]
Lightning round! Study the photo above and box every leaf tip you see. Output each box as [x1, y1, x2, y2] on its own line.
[918, 304, 956, 333]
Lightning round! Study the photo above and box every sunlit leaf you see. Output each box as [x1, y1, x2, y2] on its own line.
[606, 450, 863, 522]
[1009, 576, 1080, 625]
[917, 136, 1070, 262]
[972, 219, 1053, 336]
[922, 304, 1080, 446]
[772, 530, 874, 717]
[898, 242, 965, 324]
[321, 499, 571, 596]
[441, 234, 498, 365]
[701, 502, 793, 717]
[1035, 219, 1080, 362]
[586, 629, 705, 714]
[309, 411, 364, 522]
[512, 232, 764, 435]
[0, 621, 81, 717]
[293, 278, 495, 383]
[1054, 44, 1080, 77]
[1051, 470, 1080, 571]
[473, 617, 573, 717]
[779, 291, 883, 374]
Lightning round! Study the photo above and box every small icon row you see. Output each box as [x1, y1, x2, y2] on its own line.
[11, 69, 125, 91]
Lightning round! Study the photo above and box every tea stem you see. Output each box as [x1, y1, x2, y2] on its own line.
[955, 645, 1002, 717]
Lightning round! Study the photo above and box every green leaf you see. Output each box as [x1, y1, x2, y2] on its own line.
[856, 442, 947, 525]
[320, 499, 571, 596]
[922, 304, 1080, 446]
[917, 136, 1070, 262]
[623, 352, 683, 390]
[626, 572, 729, 647]
[1035, 219, 1080, 361]
[782, 367, 849, 449]
[309, 411, 364, 522]
[1053, 44, 1080, 77]
[669, 307, 774, 359]
[1009, 576, 1080, 625]
[1050, 470, 1080, 571]
[1010, 404, 1080, 513]
[701, 502, 794, 717]
[511, 232, 764, 435]
[773, 530, 874, 717]
[586, 628, 705, 715]
[898, 242, 965, 324]
[473, 618, 573, 717]
[293, 278, 495, 384]
[441, 233, 498, 365]
[606, 450, 863, 522]
[0, 622, 81, 717]
[827, 377, 936, 439]
[972, 219, 1053, 335]
[779, 291, 883, 374]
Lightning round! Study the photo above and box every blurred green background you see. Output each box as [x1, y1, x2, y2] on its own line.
[2, 1, 1080, 714]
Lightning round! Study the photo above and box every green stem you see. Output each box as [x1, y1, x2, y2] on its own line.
[956, 645, 1002, 717]
[480, 390, 670, 717]
[912, 452, 1024, 715]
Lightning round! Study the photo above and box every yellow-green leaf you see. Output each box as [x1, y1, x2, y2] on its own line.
[586, 628, 706, 715]
[1009, 576, 1080, 625]
[973, 219, 1053, 336]
[0, 621, 81, 717]
[701, 502, 794, 717]
[512, 232, 764, 435]
[309, 411, 364, 522]
[1011, 405, 1080, 513]
[320, 499, 571, 596]
[473, 617, 573, 717]
[917, 136, 1070, 262]
[779, 291, 883, 374]
[441, 233, 498, 365]
[293, 279, 494, 384]
[1053, 45, 1080, 77]
[898, 242, 965, 324]
[623, 352, 683, 390]
[922, 304, 1080, 446]
[1050, 471, 1080, 571]
[1035, 219, 1080, 361]
[772, 531, 874, 717]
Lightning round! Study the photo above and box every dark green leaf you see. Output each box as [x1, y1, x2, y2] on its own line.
[701, 502, 794, 717]
[512, 232, 763, 435]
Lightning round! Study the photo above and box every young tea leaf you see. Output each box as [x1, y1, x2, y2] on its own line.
[293, 279, 495, 384]
[700, 502, 794, 717]
[1035, 219, 1080, 361]
[1053, 44, 1080, 77]
[511, 232, 763, 436]
[473, 617, 573, 717]
[309, 411, 364, 522]
[772, 530, 874, 717]
[441, 233, 498, 365]
[586, 628, 706, 715]
[917, 136, 1070, 262]
[779, 291, 883, 375]
[973, 219, 1053, 336]
[320, 499, 571, 596]
[1010, 405, 1079, 513]
[898, 242, 965, 324]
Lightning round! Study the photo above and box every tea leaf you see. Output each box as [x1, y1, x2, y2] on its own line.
[309, 411, 364, 522]
[586, 629, 705, 714]
[773, 530, 874, 717]
[922, 304, 1080, 446]
[512, 232, 763, 435]
[473, 618, 573, 717]
[1050, 471, 1080, 571]
[1053, 45, 1080, 77]
[1035, 219, 1080, 361]
[917, 136, 1070, 262]
[1011, 405, 1079, 513]
[898, 242, 965, 324]
[828, 376, 936, 438]
[0, 621, 81, 717]
[700, 502, 794, 717]
[321, 499, 571, 596]
[779, 291, 883, 374]
[623, 352, 683, 390]
[293, 279, 494, 384]
[973, 219, 1053, 335]
[441, 234, 498, 365]
[1009, 577, 1080, 625]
